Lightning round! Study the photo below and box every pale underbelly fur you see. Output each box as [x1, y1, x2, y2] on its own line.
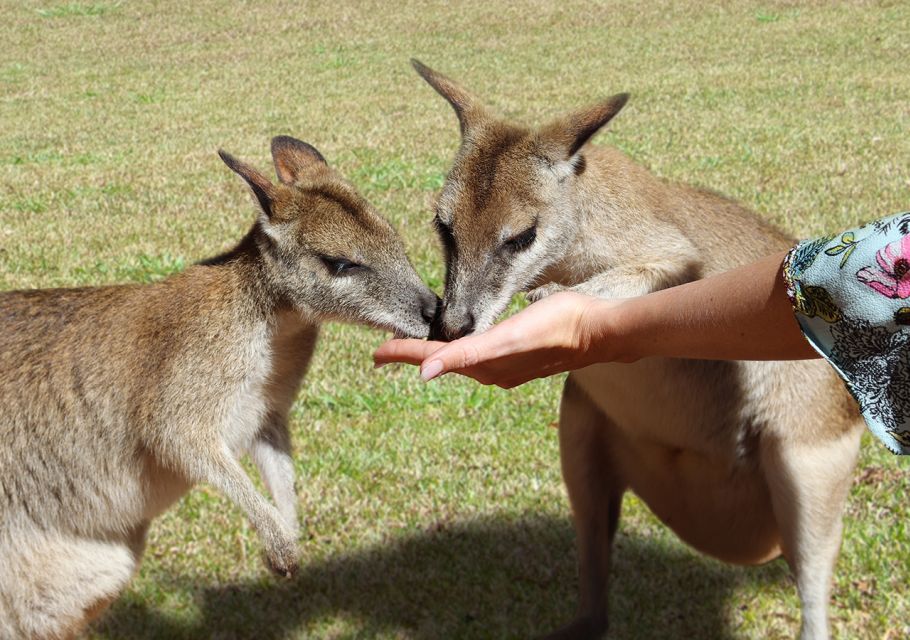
[570, 357, 785, 565]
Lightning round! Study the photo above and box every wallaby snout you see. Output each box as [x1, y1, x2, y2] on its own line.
[394, 284, 440, 338]
[428, 302, 473, 341]
[419, 290, 442, 326]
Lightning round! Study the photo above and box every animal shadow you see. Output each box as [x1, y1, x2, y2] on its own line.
[93, 513, 789, 639]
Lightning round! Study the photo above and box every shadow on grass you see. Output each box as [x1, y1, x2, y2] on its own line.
[93, 514, 790, 640]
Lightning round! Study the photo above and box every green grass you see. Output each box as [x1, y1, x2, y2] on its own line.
[36, 2, 119, 18]
[1, 0, 909, 638]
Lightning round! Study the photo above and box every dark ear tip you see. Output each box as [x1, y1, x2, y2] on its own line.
[270, 135, 327, 166]
[612, 93, 631, 109]
[217, 149, 237, 167]
[410, 58, 431, 78]
[270, 135, 297, 153]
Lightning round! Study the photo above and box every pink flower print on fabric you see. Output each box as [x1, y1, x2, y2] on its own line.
[857, 234, 910, 299]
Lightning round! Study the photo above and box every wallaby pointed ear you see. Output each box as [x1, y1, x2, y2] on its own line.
[411, 58, 485, 136]
[270, 135, 327, 185]
[218, 149, 277, 219]
[541, 93, 630, 160]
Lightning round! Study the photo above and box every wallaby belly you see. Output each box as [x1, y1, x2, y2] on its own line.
[569, 358, 783, 565]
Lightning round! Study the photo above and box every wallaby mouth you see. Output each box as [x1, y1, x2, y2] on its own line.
[388, 291, 440, 340]
[391, 323, 431, 340]
[427, 296, 447, 341]
[428, 314, 448, 342]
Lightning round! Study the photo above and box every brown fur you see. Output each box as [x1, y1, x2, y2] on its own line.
[414, 60, 862, 640]
[0, 136, 437, 639]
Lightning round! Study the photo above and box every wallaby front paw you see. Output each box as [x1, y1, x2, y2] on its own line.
[526, 283, 568, 303]
[263, 538, 299, 578]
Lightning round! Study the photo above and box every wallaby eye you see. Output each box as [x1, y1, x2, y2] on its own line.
[434, 214, 456, 252]
[320, 256, 365, 277]
[502, 225, 537, 253]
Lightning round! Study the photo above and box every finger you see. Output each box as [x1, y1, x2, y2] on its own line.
[373, 339, 447, 367]
[419, 330, 518, 381]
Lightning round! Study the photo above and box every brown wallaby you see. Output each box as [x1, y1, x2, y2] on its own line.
[412, 60, 863, 640]
[0, 136, 438, 640]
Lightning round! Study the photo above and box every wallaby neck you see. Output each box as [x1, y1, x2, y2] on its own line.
[191, 224, 306, 329]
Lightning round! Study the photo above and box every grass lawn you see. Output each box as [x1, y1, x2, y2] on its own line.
[1, 1, 908, 638]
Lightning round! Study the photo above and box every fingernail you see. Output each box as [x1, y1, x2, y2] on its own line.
[420, 360, 444, 381]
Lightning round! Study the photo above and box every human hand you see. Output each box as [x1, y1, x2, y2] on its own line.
[373, 291, 622, 388]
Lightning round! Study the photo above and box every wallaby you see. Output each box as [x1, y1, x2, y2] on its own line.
[412, 60, 863, 640]
[0, 136, 438, 640]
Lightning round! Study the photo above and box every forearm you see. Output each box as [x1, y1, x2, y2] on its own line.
[591, 249, 818, 362]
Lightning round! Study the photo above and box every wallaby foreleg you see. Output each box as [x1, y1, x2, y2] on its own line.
[529, 261, 700, 302]
[251, 417, 299, 537]
[198, 448, 299, 577]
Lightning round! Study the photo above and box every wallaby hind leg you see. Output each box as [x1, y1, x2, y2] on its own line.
[0, 524, 146, 640]
[762, 430, 860, 640]
[251, 416, 299, 538]
[541, 376, 625, 640]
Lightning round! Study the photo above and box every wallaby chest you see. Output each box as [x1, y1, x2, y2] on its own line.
[218, 314, 318, 456]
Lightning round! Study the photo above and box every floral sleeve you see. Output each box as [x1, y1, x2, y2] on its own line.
[783, 211, 910, 455]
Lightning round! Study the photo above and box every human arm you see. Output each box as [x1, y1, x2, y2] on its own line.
[374, 249, 817, 388]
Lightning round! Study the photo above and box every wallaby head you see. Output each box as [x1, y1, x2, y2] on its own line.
[412, 60, 628, 340]
[219, 136, 438, 338]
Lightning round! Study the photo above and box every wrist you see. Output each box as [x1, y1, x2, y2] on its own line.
[574, 297, 640, 365]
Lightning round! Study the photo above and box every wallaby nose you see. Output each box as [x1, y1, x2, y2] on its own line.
[421, 293, 441, 325]
[429, 307, 475, 342]
[451, 313, 475, 339]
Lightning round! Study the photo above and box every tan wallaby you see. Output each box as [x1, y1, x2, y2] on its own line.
[0, 136, 438, 640]
[413, 60, 863, 640]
